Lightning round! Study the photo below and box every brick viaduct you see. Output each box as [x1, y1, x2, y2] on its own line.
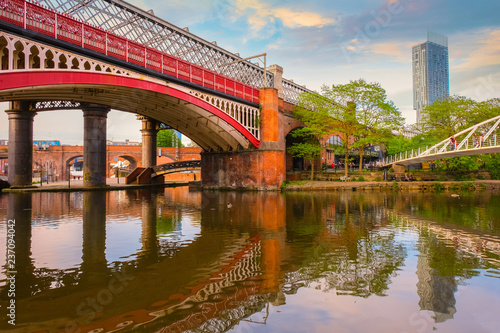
[0, 144, 202, 181]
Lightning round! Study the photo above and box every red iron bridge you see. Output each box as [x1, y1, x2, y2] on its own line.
[0, 0, 311, 189]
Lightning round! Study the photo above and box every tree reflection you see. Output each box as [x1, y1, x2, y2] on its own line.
[283, 192, 406, 298]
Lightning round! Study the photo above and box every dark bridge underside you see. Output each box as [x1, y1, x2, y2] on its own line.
[0, 71, 260, 152]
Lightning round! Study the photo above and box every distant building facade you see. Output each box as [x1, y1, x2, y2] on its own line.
[106, 139, 140, 146]
[412, 31, 449, 123]
[33, 140, 61, 150]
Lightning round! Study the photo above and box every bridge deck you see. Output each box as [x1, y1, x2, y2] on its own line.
[385, 146, 500, 166]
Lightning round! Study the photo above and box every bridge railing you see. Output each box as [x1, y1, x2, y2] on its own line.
[0, 0, 260, 104]
[384, 115, 500, 165]
[282, 78, 314, 105]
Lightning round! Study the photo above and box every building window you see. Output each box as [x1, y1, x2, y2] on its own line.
[327, 135, 342, 146]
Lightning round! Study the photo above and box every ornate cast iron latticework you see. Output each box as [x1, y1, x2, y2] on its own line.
[34, 101, 81, 111]
[33, 0, 312, 104]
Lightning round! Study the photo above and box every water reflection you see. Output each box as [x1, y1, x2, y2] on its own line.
[0, 189, 498, 332]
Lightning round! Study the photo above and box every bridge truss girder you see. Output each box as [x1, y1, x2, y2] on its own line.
[34, 0, 272, 88]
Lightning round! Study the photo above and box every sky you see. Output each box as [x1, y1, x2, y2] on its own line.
[1, 0, 500, 145]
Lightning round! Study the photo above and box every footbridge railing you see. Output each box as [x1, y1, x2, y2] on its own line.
[152, 160, 201, 177]
[384, 115, 500, 166]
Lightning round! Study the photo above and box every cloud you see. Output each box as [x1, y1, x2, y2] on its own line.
[233, 0, 335, 35]
[367, 42, 415, 62]
[454, 29, 500, 70]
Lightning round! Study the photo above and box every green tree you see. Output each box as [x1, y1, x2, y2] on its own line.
[287, 139, 323, 180]
[385, 135, 413, 156]
[157, 129, 183, 147]
[484, 153, 500, 180]
[385, 133, 440, 156]
[419, 95, 476, 140]
[322, 79, 404, 171]
[289, 94, 339, 180]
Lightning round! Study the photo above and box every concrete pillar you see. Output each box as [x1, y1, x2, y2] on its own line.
[393, 164, 407, 173]
[7, 193, 35, 298]
[268, 64, 284, 100]
[81, 191, 108, 284]
[82, 104, 109, 188]
[140, 117, 158, 168]
[139, 191, 159, 265]
[201, 88, 285, 190]
[6, 101, 36, 187]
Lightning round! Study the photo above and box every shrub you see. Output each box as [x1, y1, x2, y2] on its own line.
[358, 175, 365, 182]
[374, 177, 382, 182]
[433, 182, 445, 192]
[454, 173, 475, 181]
[461, 182, 475, 191]
[485, 154, 500, 180]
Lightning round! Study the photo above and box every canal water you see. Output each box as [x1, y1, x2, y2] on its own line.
[0, 188, 499, 332]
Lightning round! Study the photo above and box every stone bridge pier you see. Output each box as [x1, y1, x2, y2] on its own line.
[201, 87, 286, 190]
[82, 104, 110, 188]
[6, 101, 36, 187]
[6, 101, 112, 188]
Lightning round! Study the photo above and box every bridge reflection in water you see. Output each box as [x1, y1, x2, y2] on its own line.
[0, 189, 499, 332]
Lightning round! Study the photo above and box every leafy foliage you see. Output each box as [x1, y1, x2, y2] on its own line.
[157, 129, 183, 147]
[419, 96, 499, 141]
[385, 133, 440, 156]
[484, 153, 500, 180]
[290, 91, 342, 180]
[322, 79, 404, 171]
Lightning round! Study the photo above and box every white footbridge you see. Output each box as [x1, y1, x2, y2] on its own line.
[384, 115, 500, 166]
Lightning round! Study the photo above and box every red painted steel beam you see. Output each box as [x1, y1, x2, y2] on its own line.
[0, 71, 261, 148]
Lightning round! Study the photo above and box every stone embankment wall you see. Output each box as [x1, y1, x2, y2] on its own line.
[282, 180, 500, 192]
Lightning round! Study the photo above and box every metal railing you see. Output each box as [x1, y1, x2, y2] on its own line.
[0, 0, 260, 103]
[384, 115, 500, 165]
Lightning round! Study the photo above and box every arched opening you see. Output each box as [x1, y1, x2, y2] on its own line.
[109, 155, 138, 179]
[13, 41, 25, 69]
[58, 54, 68, 69]
[66, 155, 84, 181]
[285, 128, 306, 172]
[45, 50, 55, 69]
[0, 71, 257, 151]
[33, 158, 58, 183]
[71, 57, 80, 69]
[325, 135, 342, 170]
[0, 36, 8, 70]
[29, 45, 40, 69]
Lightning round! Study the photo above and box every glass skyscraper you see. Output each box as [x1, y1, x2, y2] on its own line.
[412, 31, 449, 123]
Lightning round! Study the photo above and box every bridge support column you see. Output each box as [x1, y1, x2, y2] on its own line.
[6, 101, 36, 187]
[140, 117, 158, 168]
[393, 164, 407, 173]
[82, 105, 109, 188]
[201, 88, 285, 190]
[81, 191, 107, 283]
